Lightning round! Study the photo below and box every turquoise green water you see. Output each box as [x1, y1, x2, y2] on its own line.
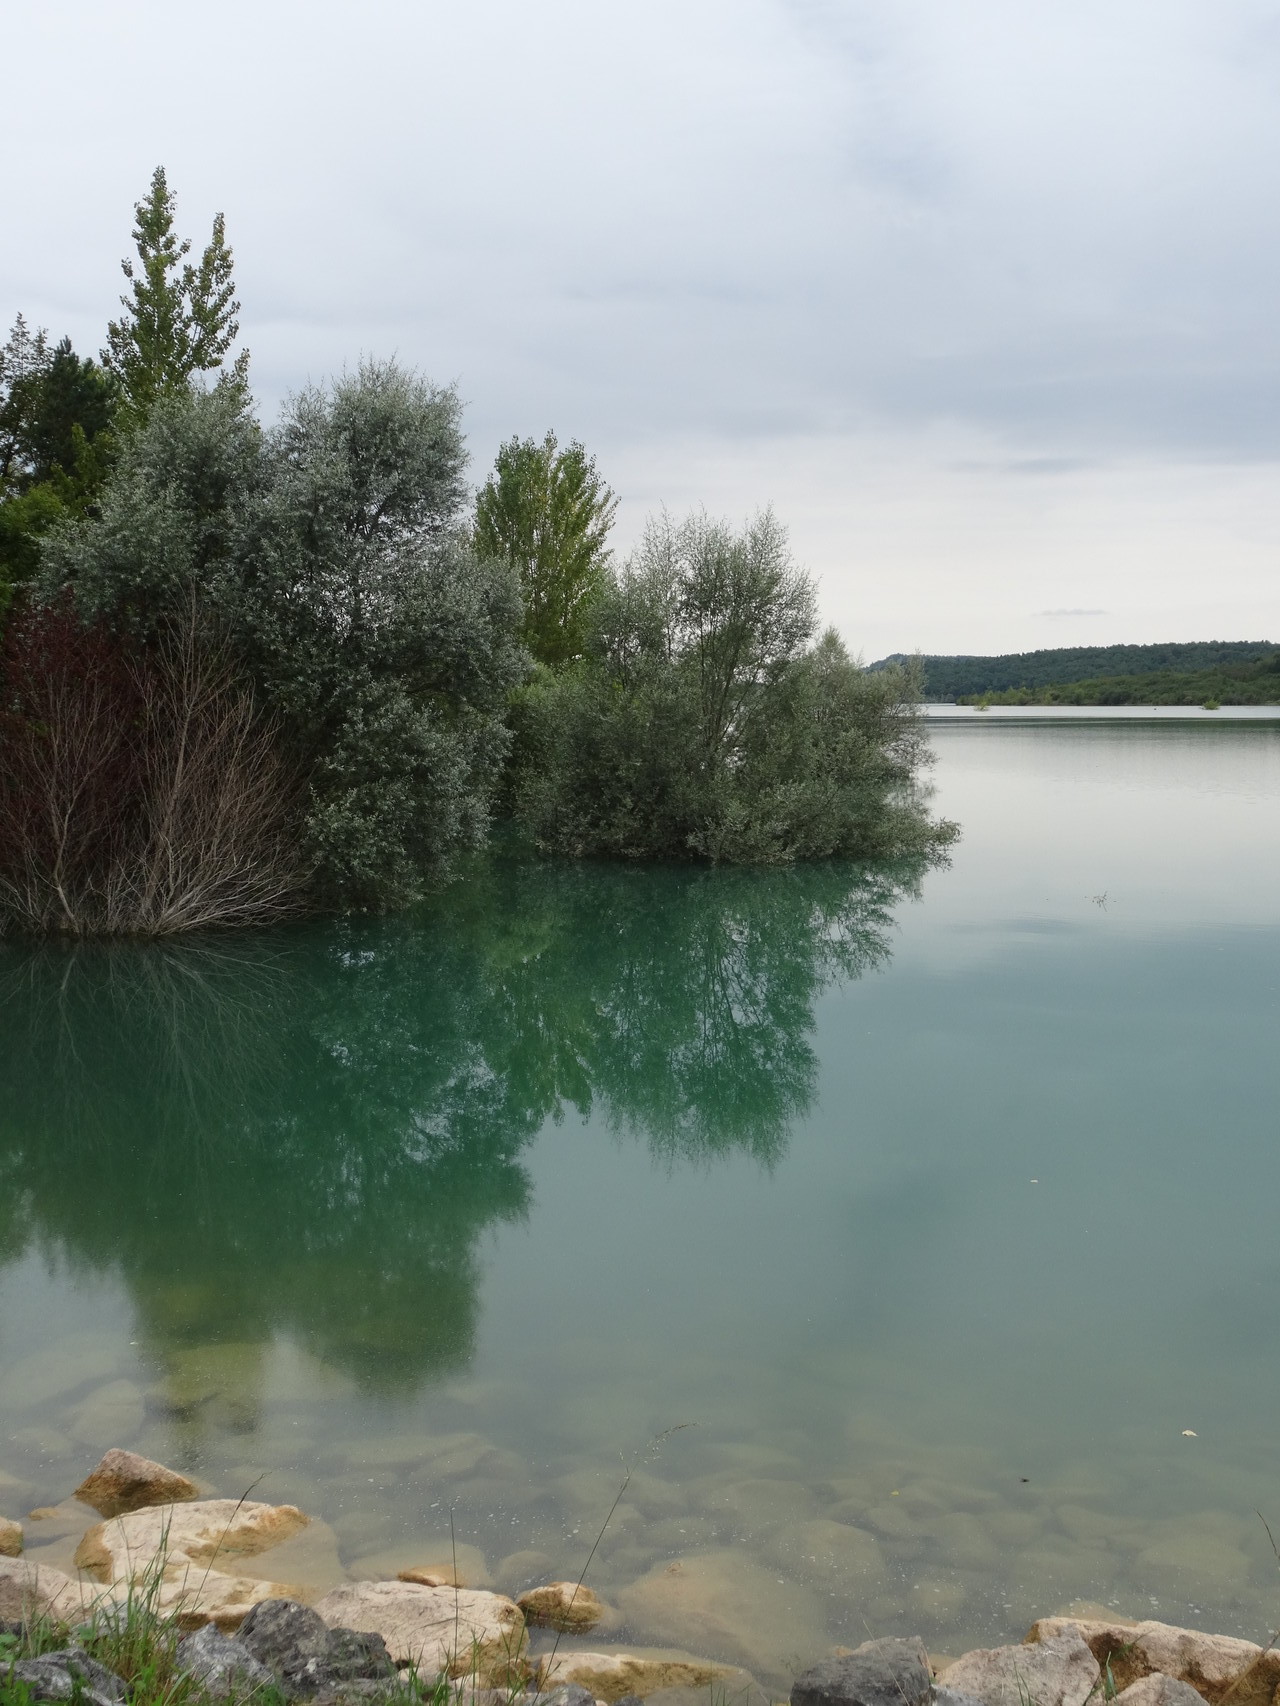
[2, 722, 1279, 1684]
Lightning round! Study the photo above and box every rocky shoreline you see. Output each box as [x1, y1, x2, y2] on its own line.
[4, 1451, 1278, 1706]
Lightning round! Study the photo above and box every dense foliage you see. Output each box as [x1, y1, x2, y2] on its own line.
[876, 640, 1278, 700]
[513, 510, 953, 862]
[958, 651, 1280, 706]
[1, 167, 950, 936]
[473, 429, 618, 667]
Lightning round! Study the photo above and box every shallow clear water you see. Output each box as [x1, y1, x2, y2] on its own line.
[2, 722, 1279, 1685]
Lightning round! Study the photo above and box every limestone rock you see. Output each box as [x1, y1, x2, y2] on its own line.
[940, 1630, 1100, 1706]
[1114, 1677, 1212, 1706]
[177, 1624, 275, 1698]
[7, 1647, 125, 1706]
[1026, 1619, 1280, 1706]
[238, 1598, 396, 1697]
[0, 1517, 22, 1557]
[533, 1652, 729, 1703]
[523, 1688, 597, 1706]
[0, 1557, 103, 1624]
[791, 1637, 931, 1706]
[313, 1579, 526, 1683]
[517, 1581, 604, 1633]
[617, 1549, 828, 1678]
[74, 1450, 200, 1519]
[74, 1497, 310, 1630]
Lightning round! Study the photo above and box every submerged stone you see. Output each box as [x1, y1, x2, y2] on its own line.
[791, 1637, 931, 1706]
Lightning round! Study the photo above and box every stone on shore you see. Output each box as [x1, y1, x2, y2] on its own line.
[74, 1497, 310, 1630]
[313, 1579, 526, 1683]
[0, 1516, 22, 1556]
[238, 1598, 397, 1697]
[532, 1651, 730, 1702]
[517, 1580, 605, 1632]
[5, 1647, 125, 1706]
[74, 1449, 200, 1519]
[940, 1629, 1101, 1706]
[1026, 1618, 1280, 1706]
[791, 1637, 932, 1706]
[1114, 1677, 1214, 1706]
[176, 1624, 275, 1698]
[0, 1557, 103, 1624]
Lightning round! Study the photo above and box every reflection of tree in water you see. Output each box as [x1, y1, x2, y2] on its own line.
[0, 853, 936, 1407]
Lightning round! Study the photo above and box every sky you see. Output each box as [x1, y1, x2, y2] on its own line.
[5, 0, 1280, 658]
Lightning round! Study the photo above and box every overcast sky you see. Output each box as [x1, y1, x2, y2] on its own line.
[6, 0, 1279, 656]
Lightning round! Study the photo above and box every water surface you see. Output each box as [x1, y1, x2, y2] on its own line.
[2, 722, 1278, 1684]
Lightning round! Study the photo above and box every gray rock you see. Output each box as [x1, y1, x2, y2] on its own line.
[614, 1696, 645, 1706]
[8, 1647, 126, 1706]
[524, 1689, 598, 1706]
[938, 1633, 1101, 1706]
[1113, 1678, 1209, 1706]
[793, 1638, 932, 1706]
[238, 1597, 396, 1698]
[934, 1691, 986, 1706]
[177, 1623, 275, 1697]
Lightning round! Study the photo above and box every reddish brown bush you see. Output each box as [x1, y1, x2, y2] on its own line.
[0, 595, 310, 935]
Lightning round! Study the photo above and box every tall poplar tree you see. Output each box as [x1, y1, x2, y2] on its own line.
[103, 167, 248, 425]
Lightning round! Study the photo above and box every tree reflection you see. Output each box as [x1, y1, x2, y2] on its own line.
[0, 853, 936, 1402]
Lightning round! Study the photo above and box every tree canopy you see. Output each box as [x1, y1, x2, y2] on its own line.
[474, 430, 617, 667]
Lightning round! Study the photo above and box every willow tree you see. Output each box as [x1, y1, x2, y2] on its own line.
[474, 430, 617, 668]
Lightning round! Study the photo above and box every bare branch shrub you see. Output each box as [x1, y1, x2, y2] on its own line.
[0, 594, 311, 935]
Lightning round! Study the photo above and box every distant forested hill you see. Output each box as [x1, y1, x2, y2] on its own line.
[869, 641, 1276, 700]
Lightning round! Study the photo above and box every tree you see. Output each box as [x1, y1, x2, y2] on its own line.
[239, 361, 529, 907]
[0, 320, 117, 613]
[103, 166, 248, 425]
[511, 509, 957, 864]
[474, 430, 618, 667]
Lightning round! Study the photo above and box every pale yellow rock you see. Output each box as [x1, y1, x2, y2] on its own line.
[73, 1497, 310, 1631]
[534, 1650, 730, 1703]
[617, 1549, 828, 1678]
[74, 1449, 200, 1519]
[0, 1518, 22, 1557]
[1027, 1618, 1280, 1706]
[517, 1580, 605, 1632]
[351, 1539, 492, 1589]
[0, 1556, 106, 1623]
[940, 1629, 1100, 1706]
[1114, 1676, 1211, 1706]
[314, 1579, 526, 1683]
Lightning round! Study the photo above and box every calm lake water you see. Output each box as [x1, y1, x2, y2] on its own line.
[2, 721, 1279, 1685]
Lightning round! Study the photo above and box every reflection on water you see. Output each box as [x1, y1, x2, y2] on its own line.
[0, 855, 921, 1399]
[2, 730, 1279, 1685]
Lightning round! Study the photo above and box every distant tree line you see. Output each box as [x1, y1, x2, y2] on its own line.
[873, 641, 1278, 701]
[0, 170, 954, 936]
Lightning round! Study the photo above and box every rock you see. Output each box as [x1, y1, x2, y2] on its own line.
[613, 1696, 644, 1706]
[67, 1382, 145, 1449]
[524, 1688, 598, 1706]
[177, 1623, 275, 1697]
[7, 1648, 125, 1706]
[533, 1652, 729, 1702]
[517, 1581, 604, 1633]
[74, 1497, 311, 1630]
[0, 1557, 102, 1624]
[313, 1580, 526, 1684]
[74, 1450, 200, 1519]
[0, 1517, 22, 1557]
[1026, 1619, 1280, 1706]
[940, 1631, 1100, 1706]
[791, 1637, 931, 1706]
[350, 1539, 492, 1590]
[933, 1690, 985, 1706]
[617, 1550, 828, 1678]
[238, 1598, 396, 1698]
[1114, 1678, 1211, 1706]
[496, 1550, 556, 1592]
[764, 1520, 885, 1590]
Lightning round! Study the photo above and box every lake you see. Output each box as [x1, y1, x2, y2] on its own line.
[2, 719, 1279, 1686]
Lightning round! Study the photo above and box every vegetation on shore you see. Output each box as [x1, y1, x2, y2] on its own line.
[872, 641, 1278, 702]
[956, 651, 1280, 706]
[0, 170, 953, 938]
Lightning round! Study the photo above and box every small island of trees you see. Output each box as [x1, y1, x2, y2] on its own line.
[0, 169, 954, 937]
